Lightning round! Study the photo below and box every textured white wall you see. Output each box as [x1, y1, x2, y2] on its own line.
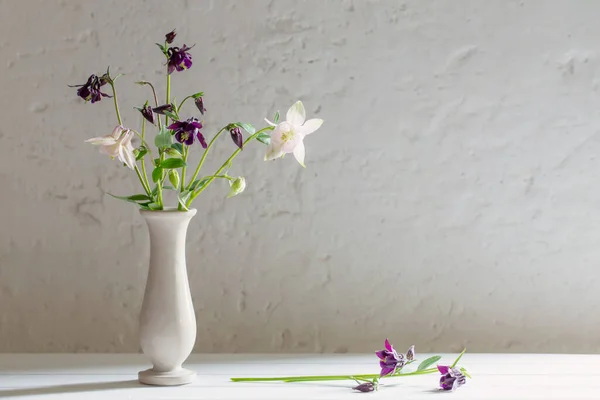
[1, 0, 600, 353]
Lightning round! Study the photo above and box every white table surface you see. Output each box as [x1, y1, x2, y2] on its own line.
[0, 353, 598, 399]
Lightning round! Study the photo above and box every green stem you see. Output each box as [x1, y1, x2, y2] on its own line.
[165, 74, 171, 126]
[451, 349, 466, 368]
[109, 82, 123, 126]
[185, 126, 227, 190]
[230, 368, 438, 383]
[177, 95, 194, 113]
[139, 119, 151, 194]
[134, 165, 151, 196]
[186, 127, 273, 206]
[177, 145, 188, 211]
[146, 81, 162, 128]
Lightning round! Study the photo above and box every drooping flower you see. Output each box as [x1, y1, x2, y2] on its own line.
[230, 127, 243, 150]
[406, 345, 415, 361]
[167, 117, 206, 147]
[167, 45, 193, 74]
[85, 125, 136, 170]
[153, 104, 174, 115]
[165, 29, 176, 44]
[195, 96, 206, 114]
[352, 382, 376, 392]
[139, 104, 155, 124]
[375, 339, 405, 377]
[438, 365, 466, 391]
[70, 74, 111, 103]
[227, 177, 246, 198]
[264, 101, 323, 167]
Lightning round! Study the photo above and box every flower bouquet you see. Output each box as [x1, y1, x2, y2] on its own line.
[71, 29, 322, 386]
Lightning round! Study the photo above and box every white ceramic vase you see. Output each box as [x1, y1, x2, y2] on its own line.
[138, 208, 197, 386]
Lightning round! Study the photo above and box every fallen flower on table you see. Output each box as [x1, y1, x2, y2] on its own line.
[230, 342, 471, 393]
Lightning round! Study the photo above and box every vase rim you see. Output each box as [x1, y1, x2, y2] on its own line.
[140, 207, 197, 218]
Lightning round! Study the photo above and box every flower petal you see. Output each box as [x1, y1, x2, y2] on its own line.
[380, 366, 395, 377]
[293, 140, 305, 167]
[375, 350, 386, 360]
[85, 136, 118, 145]
[118, 140, 136, 170]
[437, 365, 450, 375]
[384, 339, 392, 352]
[299, 118, 323, 136]
[265, 142, 284, 161]
[286, 101, 305, 126]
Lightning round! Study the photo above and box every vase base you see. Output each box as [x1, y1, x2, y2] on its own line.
[138, 367, 196, 386]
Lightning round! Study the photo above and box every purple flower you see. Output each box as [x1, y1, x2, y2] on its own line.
[352, 382, 375, 392]
[165, 29, 176, 44]
[153, 104, 174, 115]
[438, 365, 466, 391]
[406, 345, 415, 361]
[375, 339, 405, 377]
[139, 105, 155, 124]
[230, 127, 244, 150]
[195, 96, 206, 114]
[70, 74, 111, 103]
[167, 45, 193, 74]
[168, 117, 206, 147]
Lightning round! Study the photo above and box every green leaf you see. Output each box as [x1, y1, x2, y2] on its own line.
[152, 167, 163, 183]
[139, 204, 151, 210]
[155, 43, 167, 53]
[159, 158, 187, 169]
[417, 355, 441, 371]
[460, 367, 472, 379]
[274, 110, 280, 123]
[108, 193, 152, 204]
[191, 92, 204, 99]
[236, 122, 255, 135]
[171, 143, 183, 153]
[135, 146, 148, 161]
[163, 110, 179, 122]
[189, 177, 211, 192]
[256, 132, 271, 145]
[450, 349, 466, 368]
[162, 185, 175, 191]
[155, 130, 173, 148]
[147, 202, 162, 210]
[177, 190, 191, 210]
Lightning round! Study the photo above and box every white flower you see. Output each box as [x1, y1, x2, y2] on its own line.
[264, 101, 323, 167]
[227, 176, 246, 198]
[86, 125, 136, 170]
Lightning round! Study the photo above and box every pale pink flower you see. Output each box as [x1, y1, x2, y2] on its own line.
[86, 125, 136, 170]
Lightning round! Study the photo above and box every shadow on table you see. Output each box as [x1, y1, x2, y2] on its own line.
[0, 380, 140, 397]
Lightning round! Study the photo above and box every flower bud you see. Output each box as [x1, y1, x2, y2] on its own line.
[406, 345, 415, 361]
[195, 96, 206, 115]
[168, 169, 180, 188]
[352, 382, 375, 392]
[139, 105, 155, 124]
[230, 127, 243, 150]
[227, 176, 246, 198]
[165, 30, 176, 44]
[153, 104, 174, 115]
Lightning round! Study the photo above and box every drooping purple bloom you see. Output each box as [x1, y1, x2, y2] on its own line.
[165, 29, 176, 44]
[70, 74, 111, 103]
[438, 365, 466, 391]
[168, 117, 206, 147]
[352, 382, 375, 392]
[406, 345, 415, 361]
[230, 127, 244, 150]
[375, 339, 405, 377]
[139, 105, 155, 124]
[195, 96, 206, 114]
[153, 104, 174, 115]
[167, 45, 193, 74]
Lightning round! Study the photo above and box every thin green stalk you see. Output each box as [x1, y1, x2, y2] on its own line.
[177, 95, 194, 113]
[177, 145, 188, 211]
[451, 349, 466, 368]
[230, 368, 438, 383]
[139, 119, 151, 193]
[155, 70, 171, 210]
[185, 126, 227, 190]
[109, 82, 123, 126]
[134, 165, 151, 196]
[186, 126, 273, 206]
[165, 74, 171, 126]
